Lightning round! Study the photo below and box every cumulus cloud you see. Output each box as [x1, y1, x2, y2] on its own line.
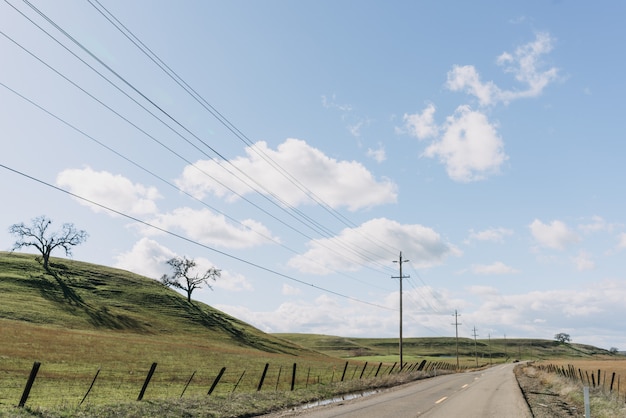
[447, 32, 558, 106]
[468, 227, 514, 243]
[114, 237, 176, 279]
[176, 138, 397, 211]
[470, 261, 519, 275]
[56, 167, 161, 216]
[288, 217, 460, 275]
[529, 219, 580, 250]
[578, 215, 617, 234]
[403, 103, 438, 140]
[146, 207, 278, 249]
[422, 105, 508, 182]
[114, 237, 252, 291]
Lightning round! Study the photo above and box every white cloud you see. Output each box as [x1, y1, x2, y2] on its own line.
[146, 207, 278, 249]
[468, 227, 514, 243]
[446, 65, 501, 106]
[281, 284, 302, 296]
[529, 219, 580, 250]
[288, 217, 460, 275]
[217, 278, 626, 348]
[578, 215, 617, 234]
[114, 237, 176, 279]
[366, 144, 386, 163]
[422, 106, 508, 182]
[403, 103, 438, 139]
[176, 138, 397, 211]
[447, 32, 558, 106]
[114, 238, 252, 291]
[56, 167, 161, 216]
[571, 251, 595, 271]
[470, 261, 519, 275]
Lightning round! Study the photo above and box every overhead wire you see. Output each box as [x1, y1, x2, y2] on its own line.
[0, 2, 396, 278]
[17, 0, 396, 274]
[0, 162, 395, 311]
[86, 0, 400, 264]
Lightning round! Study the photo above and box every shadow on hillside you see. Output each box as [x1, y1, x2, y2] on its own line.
[187, 302, 294, 355]
[34, 266, 148, 332]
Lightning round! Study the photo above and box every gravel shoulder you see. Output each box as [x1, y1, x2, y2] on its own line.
[514, 363, 581, 417]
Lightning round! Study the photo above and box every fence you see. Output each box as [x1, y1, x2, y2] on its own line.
[537, 363, 626, 403]
[3, 359, 460, 409]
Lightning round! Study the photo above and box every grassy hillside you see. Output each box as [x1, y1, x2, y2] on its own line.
[0, 251, 305, 355]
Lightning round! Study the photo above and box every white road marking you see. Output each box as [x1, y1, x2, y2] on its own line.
[435, 396, 447, 404]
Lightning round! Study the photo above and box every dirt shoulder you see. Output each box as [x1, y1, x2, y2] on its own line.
[514, 363, 582, 417]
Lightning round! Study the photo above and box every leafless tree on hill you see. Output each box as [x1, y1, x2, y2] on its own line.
[9, 215, 88, 272]
[160, 256, 221, 302]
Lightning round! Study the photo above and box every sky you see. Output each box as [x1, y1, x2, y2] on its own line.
[1, 0, 626, 350]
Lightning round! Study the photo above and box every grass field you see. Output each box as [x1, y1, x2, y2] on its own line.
[0, 251, 623, 417]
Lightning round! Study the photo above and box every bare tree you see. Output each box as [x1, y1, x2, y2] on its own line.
[9, 215, 88, 271]
[160, 256, 221, 302]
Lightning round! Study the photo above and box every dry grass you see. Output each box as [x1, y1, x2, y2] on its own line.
[536, 359, 626, 417]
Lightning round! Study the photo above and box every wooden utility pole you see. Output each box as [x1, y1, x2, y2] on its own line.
[393, 252, 409, 370]
[452, 310, 461, 370]
[472, 326, 478, 367]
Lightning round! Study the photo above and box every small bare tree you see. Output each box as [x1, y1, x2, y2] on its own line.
[161, 256, 221, 302]
[9, 215, 88, 271]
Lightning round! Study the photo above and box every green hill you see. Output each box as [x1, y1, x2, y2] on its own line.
[0, 251, 322, 365]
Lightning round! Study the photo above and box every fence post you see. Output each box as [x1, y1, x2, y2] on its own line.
[232, 370, 246, 393]
[18, 361, 41, 408]
[375, 362, 382, 377]
[208, 367, 226, 395]
[275, 366, 282, 391]
[180, 371, 196, 398]
[306, 367, 311, 388]
[291, 363, 297, 391]
[341, 362, 348, 382]
[137, 362, 157, 401]
[257, 363, 269, 391]
[584, 386, 590, 418]
[610, 372, 616, 393]
[80, 368, 101, 405]
[359, 362, 368, 379]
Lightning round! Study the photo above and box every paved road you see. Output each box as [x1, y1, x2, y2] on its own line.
[267, 363, 531, 418]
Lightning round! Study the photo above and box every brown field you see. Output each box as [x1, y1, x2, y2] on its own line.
[538, 358, 626, 399]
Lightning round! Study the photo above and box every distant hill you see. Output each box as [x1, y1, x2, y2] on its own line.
[274, 332, 615, 361]
[0, 251, 305, 356]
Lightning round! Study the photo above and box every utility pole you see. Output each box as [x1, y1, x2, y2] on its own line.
[488, 333, 492, 365]
[393, 252, 409, 371]
[452, 310, 461, 370]
[472, 326, 478, 367]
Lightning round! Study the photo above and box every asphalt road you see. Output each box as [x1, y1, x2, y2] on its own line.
[268, 363, 531, 418]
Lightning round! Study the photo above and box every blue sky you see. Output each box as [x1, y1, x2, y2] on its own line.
[2, 0, 626, 349]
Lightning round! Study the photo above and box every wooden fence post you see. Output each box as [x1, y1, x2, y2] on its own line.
[180, 370, 196, 398]
[208, 367, 226, 395]
[232, 370, 246, 393]
[291, 363, 297, 391]
[257, 363, 269, 391]
[610, 372, 616, 393]
[375, 362, 382, 377]
[80, 368, 101, 405]
[18, 361, 41, 408]
[341, 362, 348, 382]
[137, 362, 157, 401]
[306, 367, 311, 388]
[359, 362, 368, 379]
[275, 365, 282, 391]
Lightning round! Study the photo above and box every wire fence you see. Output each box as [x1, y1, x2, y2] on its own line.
[538, 363, 626, 403]
[2, 359, 462, 409]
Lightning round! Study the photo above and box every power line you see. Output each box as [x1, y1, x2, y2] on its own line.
[0, 162, 395, 312]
